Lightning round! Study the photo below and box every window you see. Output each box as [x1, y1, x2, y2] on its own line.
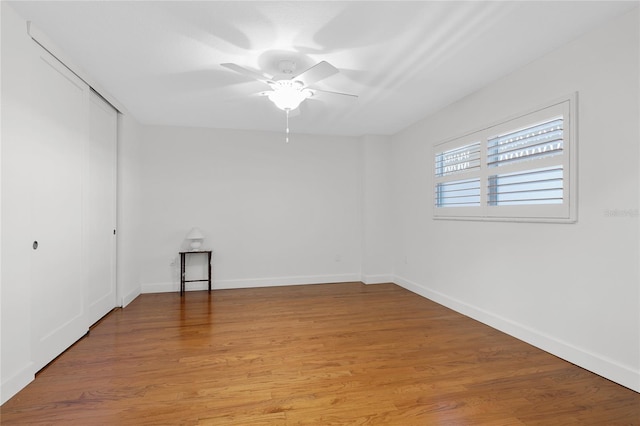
[434, 142, 481, 207]
[433, 94, 577, 222]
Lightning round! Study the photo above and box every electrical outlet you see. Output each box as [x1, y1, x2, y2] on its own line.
[335, 254, 342, 262]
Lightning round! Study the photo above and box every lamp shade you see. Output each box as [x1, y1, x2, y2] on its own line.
[186, 227, 205, 249]
[186, 227, 204, 240]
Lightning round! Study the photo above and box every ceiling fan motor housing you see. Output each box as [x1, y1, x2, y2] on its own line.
[278, 59, 296, 76]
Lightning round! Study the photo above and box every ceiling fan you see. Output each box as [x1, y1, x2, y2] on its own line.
[221, 59, 357, 142]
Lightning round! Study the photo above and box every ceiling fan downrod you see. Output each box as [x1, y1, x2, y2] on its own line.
[285, 108, 290, 143]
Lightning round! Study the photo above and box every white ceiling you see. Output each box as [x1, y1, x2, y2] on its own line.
[8, 1, 638, 137]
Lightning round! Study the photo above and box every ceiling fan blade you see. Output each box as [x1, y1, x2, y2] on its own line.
[294, 61, 338, 86]
[312, 88, 358, 98]
[221, 63, 273, 84]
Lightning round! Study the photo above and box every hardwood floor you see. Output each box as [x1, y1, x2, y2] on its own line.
[2, 282, 639, 425]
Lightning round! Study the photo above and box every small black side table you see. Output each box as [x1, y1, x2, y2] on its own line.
[179, 250, 212, 295]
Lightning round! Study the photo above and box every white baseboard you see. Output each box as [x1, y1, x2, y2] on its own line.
[393, 274, 640, 393]
[141, 273, 362, 294]
[362, 274, 394, 285]
[1, 362, 34, 405]
[121, 286, 141, 308]
[141, 281, 181, 294]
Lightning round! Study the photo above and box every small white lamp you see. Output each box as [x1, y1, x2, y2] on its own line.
[186, 227, 204, 250]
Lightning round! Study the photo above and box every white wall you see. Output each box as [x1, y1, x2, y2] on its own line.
[391, 9, 639, 392]
[361, 135, 393, 284]
[117, 113, 144, 306]
[137, 126, 363, 292]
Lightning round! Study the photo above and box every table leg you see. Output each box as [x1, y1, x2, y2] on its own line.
[180, 252, 186, 296]
[208, 251, 212, 292]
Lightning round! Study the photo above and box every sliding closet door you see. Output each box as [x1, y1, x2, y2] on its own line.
[86, 92, 118, 325]
[30, 46, 90, 372]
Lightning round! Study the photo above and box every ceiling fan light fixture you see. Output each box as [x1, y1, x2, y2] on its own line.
[221, 59, 357, 143]
[267, 87, 312, 111]
[266, 81, 313, 111]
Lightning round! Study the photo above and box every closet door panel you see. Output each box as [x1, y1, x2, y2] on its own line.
[30, 46, 90, 372]
[86, 92, 118, 325]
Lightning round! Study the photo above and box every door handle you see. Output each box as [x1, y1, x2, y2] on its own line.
[33, 241, 38, 250]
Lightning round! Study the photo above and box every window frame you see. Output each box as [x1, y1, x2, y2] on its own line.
[433, 94, 577, 223]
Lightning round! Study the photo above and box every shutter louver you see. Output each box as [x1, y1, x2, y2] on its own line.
[488, 166, 563, 206]
[487, 118, 563, 168]
[435, 142, 481, 177]
[435, 142, 481, 208]
[435, 178, 481, 207]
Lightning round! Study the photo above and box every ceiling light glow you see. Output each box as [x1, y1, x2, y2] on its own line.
[266, 80, 313, 111]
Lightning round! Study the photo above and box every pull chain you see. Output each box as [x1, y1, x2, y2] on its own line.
[285, 109, 290, 143]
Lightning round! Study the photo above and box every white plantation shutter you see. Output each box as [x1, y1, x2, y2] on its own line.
[435, 142, 481, 176]
[435, 178, 481, 207]
[487, 166, 563, 206]
[434, 142, 481, 208]
[487, 118, 563, 168]
[487, 117, 564, 207]
[433, 95, 576, 222]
